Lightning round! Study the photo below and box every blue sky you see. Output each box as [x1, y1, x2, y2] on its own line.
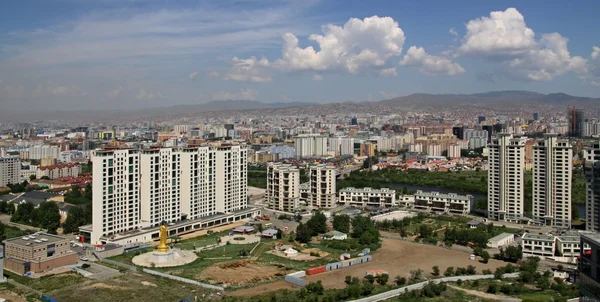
[1, 0, 600, 110]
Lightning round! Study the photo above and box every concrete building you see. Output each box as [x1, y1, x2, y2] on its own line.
[360, 142, 375, 157]
[294, 135, 328, 158]
[266, 162, 300, 212]
[532, 134, 572, 228]
[91, 145, 248, 244]
[338, 187, 396, 207]
[584, 140, 600, 232]
[413, 190, 472, 215]
[580, 233, 600, 301]
[40, 157, 57, 167]
[328, 137, 354, 156]
[487, 233, 515, 248]
[299, 182, 310, 205]
[521, 233, 555, 257]
[3, 232, 77, 275]
[309, 164, 336, 208]
[447, 144, 461, 159]
[36, 163, 81, 180]
[0, 156, 20, 187]
[488, 133, 527, 222]
[29, 145, 60, 160]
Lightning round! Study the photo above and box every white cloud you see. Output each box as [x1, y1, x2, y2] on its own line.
[224, 56, 272, 82]
[592, 46, 600, 60]
[274, 16, 405, 75]
[188, 71, 199, 80]
[379, 91, 398, 99]
[136, 88, 163, 100]
[400, 46, 465, 76]
[458, 8, 536, 58]
[108, 86, 122, 98]
[378, 67, 397, 77]
[312, 74, 323, 81]
[449, 28, 457, 37]
[32, 84, 86, 97]
[206, 71, 220, 79]
[211, 88, 258, 101]
[456, 8, 587, 81]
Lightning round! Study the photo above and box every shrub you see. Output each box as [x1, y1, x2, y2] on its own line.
[395, 276, 407, 286]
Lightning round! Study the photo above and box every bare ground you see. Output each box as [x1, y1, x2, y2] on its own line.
[202, 260, 287, 285]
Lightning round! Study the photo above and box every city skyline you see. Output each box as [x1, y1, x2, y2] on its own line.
[2, 0, 600, 110]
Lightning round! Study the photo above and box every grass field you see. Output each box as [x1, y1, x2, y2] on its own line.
[5, 271, 87, 293]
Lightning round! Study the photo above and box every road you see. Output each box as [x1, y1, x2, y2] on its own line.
[77, 261, 121, 280]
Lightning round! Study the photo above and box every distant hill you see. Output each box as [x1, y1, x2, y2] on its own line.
[377, 90, 600, 109]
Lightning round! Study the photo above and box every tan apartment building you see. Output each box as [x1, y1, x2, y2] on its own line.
[3, 232, 77, 275]
[36, 163, 81, 180]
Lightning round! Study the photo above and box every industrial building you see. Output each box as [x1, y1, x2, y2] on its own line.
[3, 232, 77, 275]
[338, 187, 396, 207]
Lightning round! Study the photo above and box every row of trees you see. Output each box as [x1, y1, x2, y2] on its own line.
[295, 213, 381, 251]
[10, 201, 61, 234]
[442, 224, 499, 248]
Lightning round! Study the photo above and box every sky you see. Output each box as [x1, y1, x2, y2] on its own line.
[1, 0, 600, 110]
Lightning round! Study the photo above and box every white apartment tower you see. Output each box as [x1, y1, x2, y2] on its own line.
[266, 162, 300, 212]
[294, 135, 328, 158]
[532, 134, 572, 228]
[488, 133, 527, 222]
[328, 137, 354, 156]
[0, 156, 20, 187]
[584, 140, 600, 232]
[309, 164, 336, 208]
[92, 145, 247, 244]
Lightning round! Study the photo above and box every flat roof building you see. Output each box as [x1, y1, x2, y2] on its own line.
[338, 187, 396, 208]
[3, 232, 77, 275]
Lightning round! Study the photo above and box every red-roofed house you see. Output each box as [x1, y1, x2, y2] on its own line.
[36, 163, 80, 180]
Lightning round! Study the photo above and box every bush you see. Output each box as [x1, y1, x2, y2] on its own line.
[309, 251, 320, 257]
[432, 265, 440, 276]
[395, 276, 407, 286]
[444, 266, 455, 277]
[487, 283, 498, 294]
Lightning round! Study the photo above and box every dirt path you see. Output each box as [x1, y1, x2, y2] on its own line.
[448, 285, 521, 302]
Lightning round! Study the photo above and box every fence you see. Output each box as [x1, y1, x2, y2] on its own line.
[348, 273, 520, 302]
[142, 269, 224, 291]
[284, 271, 307, 287]
[101, 259, 139, 271]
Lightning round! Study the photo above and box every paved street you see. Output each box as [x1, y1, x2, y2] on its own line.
[79, 261, 121, 280]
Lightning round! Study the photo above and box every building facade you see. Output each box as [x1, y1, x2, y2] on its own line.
[91, 145, 248, 244]
[309, 164, 336, 208]
[3, 232, 77, 275]
[585, 140, 600, 232]
[580, 233, 600, 301]
[294, 135, 328, 158]
[36, 163, 81, 180]
[0, 156, 20, 187]
[532, 134, 572, 228]
[266, 162, 300, 212]
[338, 187, 396, 207]
[413, 190, 472, 215]
[488, 133, 527, 222]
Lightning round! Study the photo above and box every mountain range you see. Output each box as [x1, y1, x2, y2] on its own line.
[1, 91, 598, 122]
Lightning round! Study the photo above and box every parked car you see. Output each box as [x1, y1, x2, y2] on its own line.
[80, 256, 88, 261]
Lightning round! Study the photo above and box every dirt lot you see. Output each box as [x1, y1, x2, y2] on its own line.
[230, 238, 509, 295]
[0, 289, 29, 302]
[203, 260, 287, 285]
[305, 238, 509, 289]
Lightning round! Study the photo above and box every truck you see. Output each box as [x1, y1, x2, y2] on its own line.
[259, 215, 271, 221]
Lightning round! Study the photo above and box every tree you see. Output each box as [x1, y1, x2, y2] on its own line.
[32, 202, 61, 231]
[361, 280, 374, 296]
[345, 275, 352, 285]
[394, 276, 407, 286]
[11, 202, 35, 224]
[295, 222, 312, 243]
[0, 222, 6, 242]
[481, 251, 490, 263]
[377, 274, 389, 285]
[0, 200, 8, 214]
[409, 269, 423, 282]
[256, 223, 264, 233]
[487, 283, 498, 294]
[29, 175, 36, 181]
[276, 229, 283, 240]
[432, 266, 440, 276]
[306, 212, 327, 236]
[444, 267, 455, 277]
[62, 206, 87, 234]
[364, 274, 375, 284]
[466, 265, 477, 275]
[306, 281, 324, 295]
[332, 214, 351, 234]
[418, 225, 433, 239]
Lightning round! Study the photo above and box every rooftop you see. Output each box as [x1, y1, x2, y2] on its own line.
[4, 232, 68, 246]
[340, 187, 395, 194]
[488, 232, 514, 242]
[522, 233, 555, 241]
[581, 233, 600, 244]
[414, 190, 472, 200]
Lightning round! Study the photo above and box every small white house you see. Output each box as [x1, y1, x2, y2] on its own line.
[488, 233, 515, 248]
[322, 230, 347, 241]
[284, 248, 298, 257]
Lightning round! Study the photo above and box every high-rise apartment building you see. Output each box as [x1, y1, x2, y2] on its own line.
[532, 134, 572, 228]
[29, 145, 60, 160]
[328, 137, 354, 156]
[568, 105, 584, 138]
[91, 145, 247, 244]
[0, 156, 20, 187]
[294, 135, 328, 158]
[488, 133, 527, 222]
[584, 140, 600, 232]
[266, 162, 300, 212]
[309, 164, 336, 208]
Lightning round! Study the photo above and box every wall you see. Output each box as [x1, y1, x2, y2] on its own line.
[142, 268, 224, 291]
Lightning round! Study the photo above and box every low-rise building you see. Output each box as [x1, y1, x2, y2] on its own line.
[521, 233, 555, 257]
[338, 187, 396, 207]
[487, 233, 515, 248]
[322, 230, 347, 241]
[3, 232, 77, 275]
[36, 163, 80, 180]
[556, 235, 584, 257]
[413, 190, 472, 215]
